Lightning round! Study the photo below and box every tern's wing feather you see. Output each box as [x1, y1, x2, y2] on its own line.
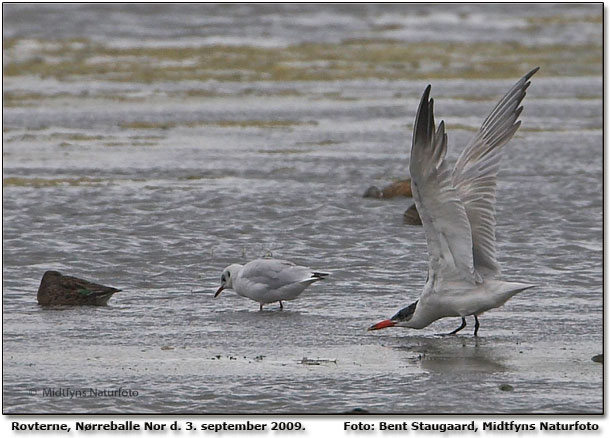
[452, 67, 538, 279]
[409, 86, 480, 285]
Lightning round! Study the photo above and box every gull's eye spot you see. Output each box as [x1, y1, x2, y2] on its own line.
[227, 272, 231, 278]
[221, 275, 225, 283]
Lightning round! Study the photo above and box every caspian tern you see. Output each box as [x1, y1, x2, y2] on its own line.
[215, 258, 329, 311]
[369, 68, 539, 336]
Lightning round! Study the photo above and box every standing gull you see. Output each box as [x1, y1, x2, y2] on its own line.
[215, 258, 329, 311]
[369, 68, 539, 336]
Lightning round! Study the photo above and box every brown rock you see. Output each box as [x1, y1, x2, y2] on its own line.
[37, 270, 120, 306]
[363, 179, 412, 198]
[403, 203, 422, 225]
[363, 186, 382, 198]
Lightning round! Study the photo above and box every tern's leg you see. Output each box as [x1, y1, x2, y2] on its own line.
[448, 317, 467, 335]
[474, 316, 480, 337]
[279, 300, 283, 310]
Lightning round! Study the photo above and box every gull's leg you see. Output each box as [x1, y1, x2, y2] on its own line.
[259, 303, 263, 311]
[474, 315, 480, 337]
[448, 317, 467, 335]
[279, 300, 283, 310]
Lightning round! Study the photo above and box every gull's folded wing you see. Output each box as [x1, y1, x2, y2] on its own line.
[241, 259, 314, 289]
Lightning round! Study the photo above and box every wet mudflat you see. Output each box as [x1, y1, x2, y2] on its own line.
[2, 4, 602, 413]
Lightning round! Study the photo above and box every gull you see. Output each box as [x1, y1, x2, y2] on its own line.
[215, 258, 329, 311]
[369, 68, 539, 336]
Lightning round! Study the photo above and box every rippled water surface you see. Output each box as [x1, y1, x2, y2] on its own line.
[2, 4, 602, 414]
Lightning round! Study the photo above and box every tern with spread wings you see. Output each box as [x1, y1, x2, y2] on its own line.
[369, 68, 539, 336]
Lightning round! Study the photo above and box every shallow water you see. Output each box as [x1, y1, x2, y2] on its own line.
[2, 4, 602, 414]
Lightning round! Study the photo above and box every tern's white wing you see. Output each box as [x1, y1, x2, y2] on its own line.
[409, 86, 480, 285]
[452, 67, 538, 279]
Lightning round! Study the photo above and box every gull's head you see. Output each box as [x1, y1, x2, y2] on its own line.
[368, 300, 419, 331]
[214, 264, 242, 298]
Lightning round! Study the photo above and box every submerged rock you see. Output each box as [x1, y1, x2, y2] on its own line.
[592, 354, 603, 363]
[363, 179, 412, 198]
[363, 186, 382, 198]
[403, 203, 422, 225]
[499, 383, 514, 392]
[298, 357, 337, 366]
[344, 407, 370, 414]
[36, 270, 120, 306]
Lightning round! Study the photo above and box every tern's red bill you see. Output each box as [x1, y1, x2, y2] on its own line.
[368, 319, 396, 331]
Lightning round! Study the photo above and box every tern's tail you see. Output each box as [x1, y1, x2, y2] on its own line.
[497, 282, 536, 302]
[509, 282, 536, 293]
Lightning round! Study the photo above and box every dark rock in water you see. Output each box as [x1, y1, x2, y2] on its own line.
[592, 354, 603, 363]
[499, 383, 514, 392]
[381, 179, 412, 198]
[363, 179, 412, 198]
[403, 203, 422, 225]
[343, 407, 370, 414]
[363, 186, 382, 198]
[298, 357, 337, 366]
[36, 270, 120, 306]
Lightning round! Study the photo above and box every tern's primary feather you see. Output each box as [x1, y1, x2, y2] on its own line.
[452, 67, 540, 279]
[410, 86, 480, 285]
